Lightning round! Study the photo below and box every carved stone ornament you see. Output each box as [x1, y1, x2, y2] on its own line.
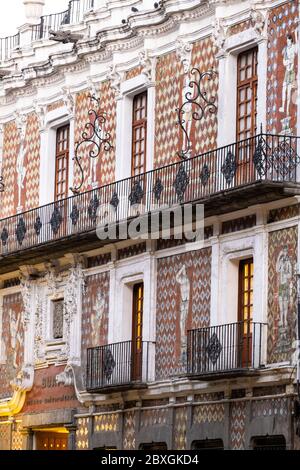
[63, 263, 85, 357]
[139, 50, 156, 82]
[62, 86, 75, 116]
[176, 38, 192, 69]
[107, 65, 123, 98]
[56, 366, 74, 386]
[10, 364, 34, 392]
[20, 275, 32, 330]
[49, 30, 84, 44]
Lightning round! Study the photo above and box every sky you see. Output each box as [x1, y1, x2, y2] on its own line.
[0, 0, 70, 36]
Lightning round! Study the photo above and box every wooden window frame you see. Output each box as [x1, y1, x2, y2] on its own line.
[55, 124, 70, 201]
[132, 282, 144, 381]
[236, 47, 258, 142]
[131, 91, 148, 177]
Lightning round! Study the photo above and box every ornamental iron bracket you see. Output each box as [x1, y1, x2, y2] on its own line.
[176, 67, 218, 160]
[70, 95, 113, 194]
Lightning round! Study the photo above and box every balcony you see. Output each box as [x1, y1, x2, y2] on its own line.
[31, 0, 95, 41]
[187, 321, 265, 379]
[0, 133, 299, 272]
[0, 33, 20, 64]
[86, 340, 152, 393]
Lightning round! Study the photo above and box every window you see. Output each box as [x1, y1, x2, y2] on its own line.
[236, 48, 258, 141]
[55, 125, 70, 201]
[51, 299, 64, 340]
[139, 443, 168, 450]
[251, 435, 286, 451]
[132, 92, 147, 176]
[132, 283, 144, 381]
[192, 439, 224, 450]
[238, 258, 254, 367]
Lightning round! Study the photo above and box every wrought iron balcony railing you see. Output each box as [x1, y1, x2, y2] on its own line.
[31, 0, 94, 41]
[0, 33, 20, 63]
[86, 340, 151, 392]
[187, 321, 265, 377]
[0, 133, 299, 258]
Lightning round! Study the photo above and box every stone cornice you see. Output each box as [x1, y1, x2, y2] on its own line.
[0, 1, 214, 106]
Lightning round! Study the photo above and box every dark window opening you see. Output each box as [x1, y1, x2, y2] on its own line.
[251, 435, 286, 450]
[192, 439, 224, 450]
[139, 442, 168, 451]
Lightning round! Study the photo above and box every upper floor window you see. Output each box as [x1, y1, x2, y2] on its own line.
[51, 298, 64, 340]
[132, 92, 147, 176]
[55, 124, 70, 201]
[236, 47, 258, 141]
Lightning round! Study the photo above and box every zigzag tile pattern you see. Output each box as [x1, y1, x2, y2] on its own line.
[230, 402, 246, 450]
[1, 121, 19, 218]
[24, 112, 40, 211]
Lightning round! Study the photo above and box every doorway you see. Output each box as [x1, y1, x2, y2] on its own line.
[35, 429, 69, 451]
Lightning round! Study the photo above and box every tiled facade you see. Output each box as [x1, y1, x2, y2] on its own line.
[0, 0, 300, 452]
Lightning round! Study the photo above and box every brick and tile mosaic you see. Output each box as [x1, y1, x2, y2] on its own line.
[76, 417, 89, 450]
[267, 227, 297, 364]
[140, 408, 168, 428]
[123, 411, 136, 450]
[174, 407, 187, 450]
[81, 271, 110, 373]
[267, 2, 299, 134]
[156, 248, 211, 379]
[0, 292, 24, 399]
[230, 402, 246, 450]
[94, 414, 118, 432]
[193, 403, 225, 424]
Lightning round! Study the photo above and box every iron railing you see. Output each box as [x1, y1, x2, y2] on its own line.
[86, 340, 151, 391]
[187, 321, 265, 376]
[0, 33, 20, 63]
[31, 0, 94, 41]
[0, 133, 299, 256]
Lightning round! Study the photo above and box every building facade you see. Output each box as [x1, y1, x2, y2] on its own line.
[0, 0, 300, 450]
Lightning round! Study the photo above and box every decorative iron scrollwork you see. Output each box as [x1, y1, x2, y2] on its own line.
[206, 333, 222, 365]
[177, 67, 218, 160]
[34, 216, 42, 236]
[221, 151, 236, 184]
[1, 227, 8, 246]
[253, 135, 269, 177]
[272, 139, 300, 178]
[50, 206, 63, 234]
[16, 217, 26, 246]
[70, 204, 80, 226]
[110, 191, 119, 211]
[88, 194, 100, 222]
[200, 164, 211, 186]
[103, 348, 116, 381]
[70, 95, 113, 194]
[129, 181, 144, 206]
[173, 164, 190, 202]
[153, 178, 164, 201]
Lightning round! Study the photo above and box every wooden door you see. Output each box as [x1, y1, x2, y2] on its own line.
[236, 48, 258, 185]
[131, 283, 144, 381]
[36, 432, 68, 451]
[238, 258, 254, 368]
